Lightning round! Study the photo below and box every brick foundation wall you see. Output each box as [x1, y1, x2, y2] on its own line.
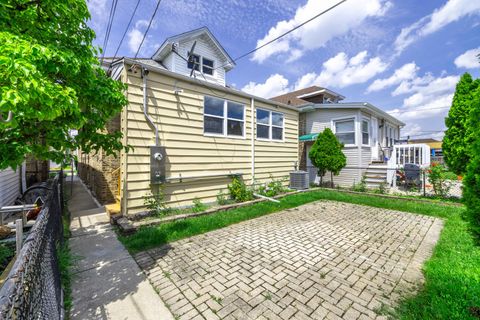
[77, 114, 121, 204]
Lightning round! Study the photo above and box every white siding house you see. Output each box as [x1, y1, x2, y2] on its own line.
[0, 168, 21, 207]
[272, 87, 406, 188]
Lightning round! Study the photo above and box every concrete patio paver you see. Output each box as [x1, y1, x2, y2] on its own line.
[68, 177, 174, 320]
[134, 200, 443, 320]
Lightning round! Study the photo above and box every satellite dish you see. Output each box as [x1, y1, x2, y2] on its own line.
[171, 41, 198, 78]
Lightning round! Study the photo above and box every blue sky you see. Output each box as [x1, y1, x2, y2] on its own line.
[87, 0, 480, 139]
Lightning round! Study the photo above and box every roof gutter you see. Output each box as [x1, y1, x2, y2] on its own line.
[122, 58, 299, 112]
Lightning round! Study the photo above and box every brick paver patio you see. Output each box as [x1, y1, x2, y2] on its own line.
[134, 200, 443, 320]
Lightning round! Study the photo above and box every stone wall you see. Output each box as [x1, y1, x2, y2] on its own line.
[25, 155, 49, 186]
[77, 114, 121, 204]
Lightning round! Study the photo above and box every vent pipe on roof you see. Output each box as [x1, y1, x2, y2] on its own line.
[142, 67, 159, 146]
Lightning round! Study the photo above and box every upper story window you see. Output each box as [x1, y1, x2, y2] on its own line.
[334, 118, 355, 145]
[256, 109, 284, 141]
[187, 53, 215, 76]
[362, 119, 370, 145]
[202, 58, 214, 75]
[204, 96, 244, 137]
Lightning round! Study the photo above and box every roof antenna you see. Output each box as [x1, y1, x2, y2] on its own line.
[171, 41, 198, 78]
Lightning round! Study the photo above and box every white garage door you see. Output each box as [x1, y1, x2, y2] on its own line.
[0, 168, 21, 207]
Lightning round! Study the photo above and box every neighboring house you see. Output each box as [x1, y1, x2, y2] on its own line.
[79, 27, 299, 215]
[409, 138, 443, 163]
[272, 86, 409, 188]
[0, 166, 25, 208]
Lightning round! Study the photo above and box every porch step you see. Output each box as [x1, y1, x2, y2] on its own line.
[364, 163, 388, 189]
[105, 202, 121, 218]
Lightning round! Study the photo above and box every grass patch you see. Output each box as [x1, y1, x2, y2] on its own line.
[58, 243, 74, 316]
[119, 189, 479, 319]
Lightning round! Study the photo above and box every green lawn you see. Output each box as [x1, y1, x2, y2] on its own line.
[119, 189, 480, 320]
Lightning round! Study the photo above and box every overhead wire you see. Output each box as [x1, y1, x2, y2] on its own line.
[100, 0, 119, 65]
[112, 0, 142, 60]
[213, 0, 348, 71]
[134, 0, 163, 59]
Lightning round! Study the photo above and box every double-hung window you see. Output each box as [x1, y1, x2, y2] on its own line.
[202, 58, 214, 75]
[362, 119, 370, 145]
[204, 96, 245, 137]
[187, 53, 214, 76]
[256, 109, 284, 141]
[334, 118, 355, 145]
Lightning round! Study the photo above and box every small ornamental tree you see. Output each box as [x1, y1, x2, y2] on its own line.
[463, 85, 480, 231]
[443, 73, 480, 174]
[0, 1, 128, 170]
[308, 128, 347, 187]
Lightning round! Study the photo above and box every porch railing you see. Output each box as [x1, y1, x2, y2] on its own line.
[386, 144, 431, 186]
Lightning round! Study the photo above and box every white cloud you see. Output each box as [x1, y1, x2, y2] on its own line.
[252, 0, 391, 63]
[394, 0, 480, 54]
[127, 29, 144, 54]
[366, 62, 418, 93]
[387, 74, 458, 121]
[241, 74, 290, 98]
[454, 47, 480, 69]
[294, 51, 388, 89]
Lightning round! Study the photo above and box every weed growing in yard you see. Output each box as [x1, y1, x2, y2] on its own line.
[351, 176, 367, 192]
[144, 190, 167, 215]
[263, 292, 272, 300]
[428, 164, 453, 197]
[192, 198, 208, 213]
[210, 294, 223, 305]
[216, 190, 231, 205]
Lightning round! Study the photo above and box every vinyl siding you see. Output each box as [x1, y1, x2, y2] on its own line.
[121, 67, 298, 214]
[0, 168, 20, 207]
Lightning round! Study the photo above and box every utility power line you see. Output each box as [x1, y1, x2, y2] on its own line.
[134, 0, 163, 59]
[112, 0, 142, 59]
[213, 0, 348, 71]
[100, 0, 119, 65]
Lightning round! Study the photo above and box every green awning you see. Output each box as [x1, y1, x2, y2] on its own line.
[299, 133, 318, 141]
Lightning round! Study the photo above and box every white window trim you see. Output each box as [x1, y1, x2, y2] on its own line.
[361, 118, 370, 147]
[187, 52, 216, 77]
[255, 108, 285, 142]
[331, 116, 357, 147]
[203, 96, 246, 139]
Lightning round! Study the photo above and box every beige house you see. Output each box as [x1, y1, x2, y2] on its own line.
[79, 28, 299, 216]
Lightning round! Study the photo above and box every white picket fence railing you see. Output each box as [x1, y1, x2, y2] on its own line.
[386, 144, 431, 186]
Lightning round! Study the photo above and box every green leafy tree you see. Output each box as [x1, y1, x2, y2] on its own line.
[443, 73, 480, 174]
[0, 1, 128, 170]
[309, 128, 347, 187]
[463, 85, 480, 231]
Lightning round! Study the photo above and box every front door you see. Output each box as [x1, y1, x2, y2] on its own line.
[371, 117, 379, 161]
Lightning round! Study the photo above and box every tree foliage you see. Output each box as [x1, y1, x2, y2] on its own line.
[463, 85, 480, 231]
[308, 128, 347, 186]
[0, 0, 128, 170]
[443, 73, 480, 174]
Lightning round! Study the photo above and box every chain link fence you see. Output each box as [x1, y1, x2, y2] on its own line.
[0, 174, 64, 319]
[306, 165, 463, 200]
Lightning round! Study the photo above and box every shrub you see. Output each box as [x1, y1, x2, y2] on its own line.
[227, 177, 254, 202]
[192, 198, 208, 213]
[441, 170, 459, 181]
[309, 128, 347, 186]
[376, 181, 387, 194]
[428, 164, 452, 197]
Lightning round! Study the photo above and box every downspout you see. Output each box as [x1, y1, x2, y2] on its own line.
[142, 67, 159, 146]
[250, 98, 255, 184]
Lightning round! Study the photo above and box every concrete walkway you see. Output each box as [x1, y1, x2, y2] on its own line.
[68, 176, 174, 320]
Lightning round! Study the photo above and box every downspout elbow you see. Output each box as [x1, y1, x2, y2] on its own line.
[142, 68, 159, 146]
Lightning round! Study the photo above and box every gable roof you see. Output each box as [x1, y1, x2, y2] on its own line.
[271, 86, 345, 106]
[151, 27, 236, 71]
